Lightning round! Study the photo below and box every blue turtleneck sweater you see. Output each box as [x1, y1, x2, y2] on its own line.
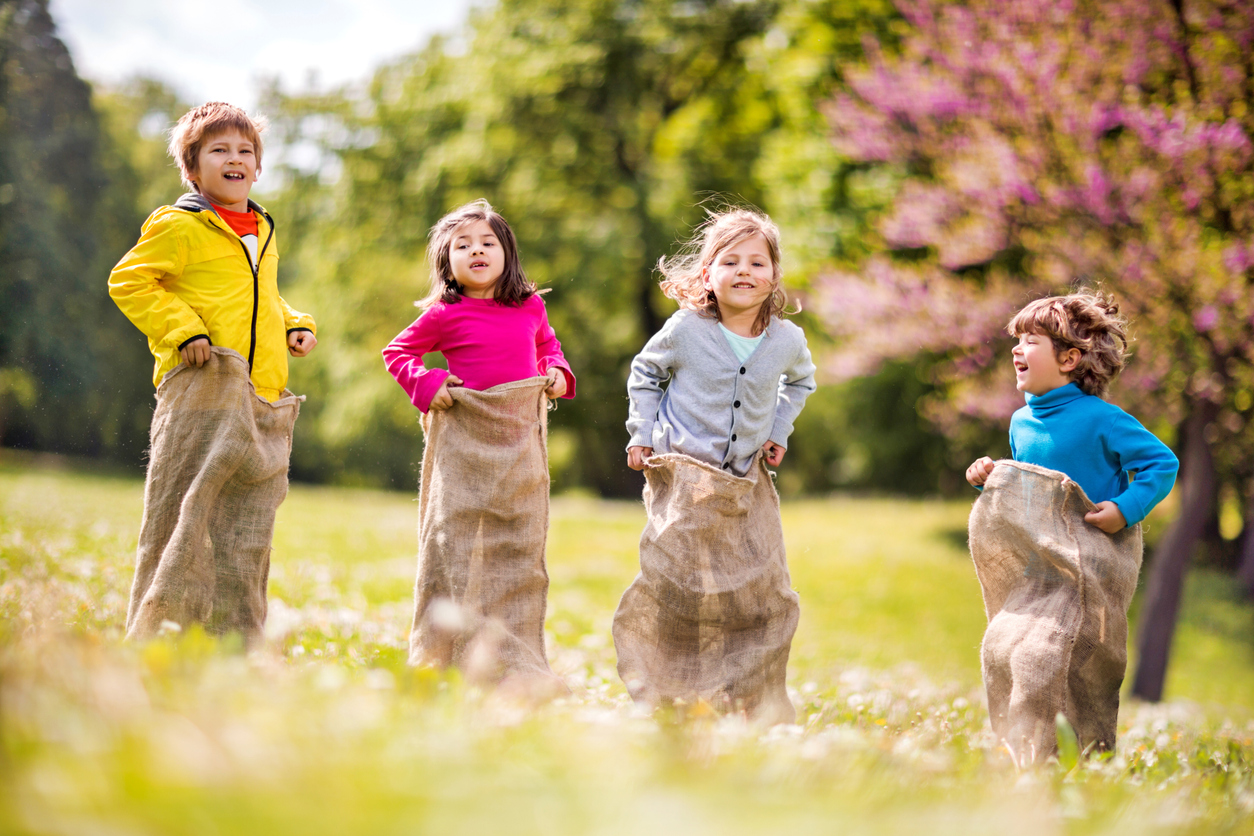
[1009, 382, 1178, 526]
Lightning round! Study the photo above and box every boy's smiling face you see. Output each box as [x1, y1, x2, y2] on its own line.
[189, 129, 258, 213]
[1013, 331, 1080, 396]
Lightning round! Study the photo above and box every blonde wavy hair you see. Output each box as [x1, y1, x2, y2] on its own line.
[1007, 289, 1129, 397]
[658, 207, 793, 336]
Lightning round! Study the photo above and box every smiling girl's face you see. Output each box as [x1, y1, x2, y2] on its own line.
[703, 233, 775, 326]
[447, 220, 505, 298]
[189, 129, 258, 213]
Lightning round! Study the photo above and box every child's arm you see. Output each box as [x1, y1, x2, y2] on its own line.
[625, 321, 676, 463]
[281, 296, 317, 357]
[766, 336, 818, 461]
[108, 213, 211, 354]
[1084, 502, 1127, 533]
[761, 441, 785, 467]
[967, 456, 996, 487]
[1099, 409, 1180, 528]
[627, 446, 654, 471]
[534, 298, 575, 399]
[382, 309, 452, 413]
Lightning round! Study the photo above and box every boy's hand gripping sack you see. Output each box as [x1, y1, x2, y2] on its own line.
[612, 453, 800, 724]
[127, 347, 302, 646]
[969, 460, 1142, 765]
[409, 377, 562, 693]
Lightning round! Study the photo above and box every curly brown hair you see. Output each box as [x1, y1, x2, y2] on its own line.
[657, 207, 794, 336]
[417, 199, 537, 310]
[1007, 289, 1129, 397]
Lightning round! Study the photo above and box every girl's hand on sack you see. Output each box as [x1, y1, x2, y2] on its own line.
[1084, 501, 1127, 533]
[966, 456, 996, 487]
[627, 446, 653, 471]
[762, 440, 786, 466]
[545, 370, 568, 399]
[288, 330, 318, 357]
[180, 337, 212, 368]
[429, 375, 463, 411]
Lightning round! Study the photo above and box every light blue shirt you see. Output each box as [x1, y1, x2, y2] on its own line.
[627, 310, 816, 476]
[718, 323, 765, 363]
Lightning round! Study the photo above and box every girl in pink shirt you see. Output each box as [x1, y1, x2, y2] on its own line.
[383, 202, 575, 409]
[383, 200, 575, 691]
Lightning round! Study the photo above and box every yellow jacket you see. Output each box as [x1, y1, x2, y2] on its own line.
[109, 194, 316, 402]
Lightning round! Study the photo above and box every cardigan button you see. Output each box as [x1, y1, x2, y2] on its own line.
[722, 463, 730, 469]
[733, 400, 741, 408]
[739, 367, 746, 375]
[731, 434, 737, 441]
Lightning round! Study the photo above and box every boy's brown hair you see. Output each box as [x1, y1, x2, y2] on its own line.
[658, 207, 793, 337]
[168, 102, 267, 191]
[418, 199, 537, 310]
[1007, 289, 1129, 397]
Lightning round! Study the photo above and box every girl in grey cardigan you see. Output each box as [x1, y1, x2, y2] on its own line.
[613, 208, 815, 723]
[626, 209, 816, 474]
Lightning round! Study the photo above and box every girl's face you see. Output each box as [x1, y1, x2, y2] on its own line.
[703, 233, 775, 320]
[448, 220, 504, 298]
[1012, 330, 1079, 396]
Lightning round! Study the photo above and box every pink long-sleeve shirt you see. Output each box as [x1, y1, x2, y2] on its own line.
[383, 294, 576, 413]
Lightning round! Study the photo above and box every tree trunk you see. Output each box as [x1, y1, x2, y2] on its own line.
[1130, 399, 1219, 701]
[1237, 480, 1254, 596]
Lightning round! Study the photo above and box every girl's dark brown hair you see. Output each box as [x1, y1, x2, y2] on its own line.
[657, 206, 794, 336]
[1007, 288, 1129, 397]
[417, 199, 536, 310]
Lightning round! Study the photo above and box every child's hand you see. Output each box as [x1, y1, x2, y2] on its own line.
[627, 446, 653, 471]
[288, 330, 317, 357]
[966, 456, 996, 487]
[428, 375, 463, 411]
[762, 440, 786, 466]
[1084, 501, 1127, 533]
[545, 370, 568, 399]
[180, 337, 211, 368]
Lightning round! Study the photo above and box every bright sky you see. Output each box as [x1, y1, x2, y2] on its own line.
[48, 0, 476, 111]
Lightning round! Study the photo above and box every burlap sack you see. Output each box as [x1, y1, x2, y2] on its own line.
[127, 347, 301, 647]
[612, 453, 800, 724]
[408, 377, 561, 689]
[969, 460, 1142, 765]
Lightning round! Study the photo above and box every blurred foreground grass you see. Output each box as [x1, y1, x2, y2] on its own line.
[2, 455, 1253, 835]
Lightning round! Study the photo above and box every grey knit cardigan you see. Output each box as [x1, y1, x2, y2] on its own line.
[626, 309, 817, 477]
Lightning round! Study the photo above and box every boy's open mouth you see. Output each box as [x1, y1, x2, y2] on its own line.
[1014, 360, 1028, 372]
[224, 172, 245, 181]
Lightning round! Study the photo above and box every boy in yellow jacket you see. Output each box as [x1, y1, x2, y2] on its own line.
[110, 102, 316, 646]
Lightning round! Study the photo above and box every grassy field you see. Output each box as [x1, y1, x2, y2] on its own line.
[2, 455, 1253, 835]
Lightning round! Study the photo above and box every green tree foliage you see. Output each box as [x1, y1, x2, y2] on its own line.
[264, 0, 900, 495]
[0, 0, 144, 461]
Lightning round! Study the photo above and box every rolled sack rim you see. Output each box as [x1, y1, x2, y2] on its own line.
[158, 345, 305, 408]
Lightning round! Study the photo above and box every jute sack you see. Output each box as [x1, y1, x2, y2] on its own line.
[127, 347, 302, 647]
[969, 460, 1142, 765]
[409, 377, 561, 689]
[612, 453, 800, 724]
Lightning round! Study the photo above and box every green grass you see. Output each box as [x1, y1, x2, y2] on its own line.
[2, 455, 1253, 835]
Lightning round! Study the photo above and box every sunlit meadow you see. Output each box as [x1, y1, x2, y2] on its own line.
[1, 455, 1253, 835]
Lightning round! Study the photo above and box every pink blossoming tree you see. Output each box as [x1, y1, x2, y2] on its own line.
[818, 0, 1254, 700]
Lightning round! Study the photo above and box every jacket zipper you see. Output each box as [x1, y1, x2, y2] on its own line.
[216, 211, 274, 372]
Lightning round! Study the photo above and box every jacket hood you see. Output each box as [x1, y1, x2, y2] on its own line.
[174, 192, 268, 218]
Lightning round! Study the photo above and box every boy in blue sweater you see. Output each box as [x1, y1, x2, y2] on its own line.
[966, 290, 1178, 529]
